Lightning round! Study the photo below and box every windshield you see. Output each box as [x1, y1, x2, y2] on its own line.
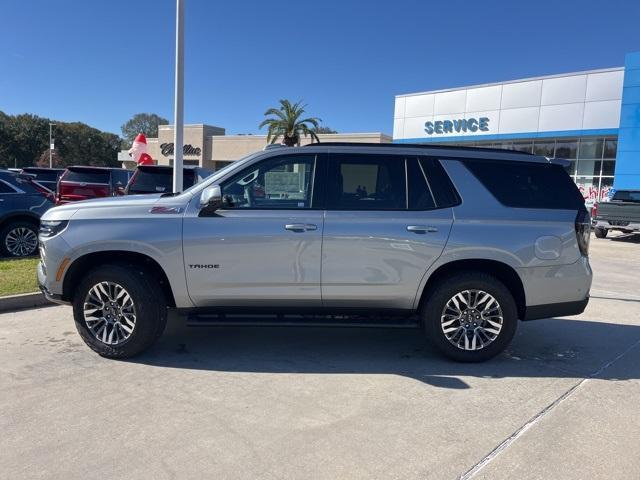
[612, 191, 640, 203]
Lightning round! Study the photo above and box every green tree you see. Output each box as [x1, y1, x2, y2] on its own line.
[259, 100, 321, 146]
[312, 125, 337, 134]
[121, 113, 169, 144]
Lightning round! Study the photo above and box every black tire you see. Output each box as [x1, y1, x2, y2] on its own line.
[72, 264, 167, 359]
[594, 227, 608, 238]
[421, 272, 517, 362]
[0, 220, 39, 257]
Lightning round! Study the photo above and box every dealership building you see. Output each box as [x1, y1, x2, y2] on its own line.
[393, 51, 640, 201]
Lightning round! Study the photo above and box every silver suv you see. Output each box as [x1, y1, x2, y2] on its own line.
[37, 144, 592, 362]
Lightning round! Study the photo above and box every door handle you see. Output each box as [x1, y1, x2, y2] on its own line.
[406, 225, 438, 234]
[284, 223, 317, 232]
[285, 223, 317, 232]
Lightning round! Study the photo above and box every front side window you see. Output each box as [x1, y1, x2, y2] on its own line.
[327, 154, 406, 210]
[221, 154, 316, 209]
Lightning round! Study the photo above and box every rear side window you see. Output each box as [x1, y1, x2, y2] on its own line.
[327, 154, 405, 210]
[63, 169, 110, 184]
[463, 160, 584, 210]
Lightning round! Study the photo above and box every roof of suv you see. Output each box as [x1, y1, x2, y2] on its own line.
[301, 142, 557, 165]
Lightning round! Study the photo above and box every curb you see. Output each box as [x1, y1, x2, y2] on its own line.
[0, 292, 55, 313]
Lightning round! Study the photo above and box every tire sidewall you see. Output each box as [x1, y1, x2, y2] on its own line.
[594, 227, 608, 238]
[1, 221, 38, 257]
[422, 273, 517, 362]
[73, 264, 166, 358]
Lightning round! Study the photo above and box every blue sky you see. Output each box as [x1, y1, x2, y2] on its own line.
[1, 0, 639, 137]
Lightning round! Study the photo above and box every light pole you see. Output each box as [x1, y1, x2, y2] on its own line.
[172, 0, 184, 193]
[49, 123, 56, 168]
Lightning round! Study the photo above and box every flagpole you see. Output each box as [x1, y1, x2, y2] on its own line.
[172, 0, 184, 192]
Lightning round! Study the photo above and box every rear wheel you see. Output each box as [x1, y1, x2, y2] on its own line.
[1, 221, 39, 257]
[421, 272, 517, 362]
[594, 227, 608, 238]
[72, 264, 167, 358]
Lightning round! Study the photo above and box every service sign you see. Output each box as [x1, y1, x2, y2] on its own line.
[425, 117, 490, 135]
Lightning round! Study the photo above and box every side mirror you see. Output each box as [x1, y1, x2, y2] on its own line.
[200, 185, 222, 213]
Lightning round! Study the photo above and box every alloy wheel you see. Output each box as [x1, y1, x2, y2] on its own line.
[440, 289, 503, 351]
[5, 227, 38, 257]
[83, 281, 137, 345]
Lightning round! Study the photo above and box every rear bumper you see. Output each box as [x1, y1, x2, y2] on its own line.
[594, 219, 640, 231]
[522, 297, 589, 321]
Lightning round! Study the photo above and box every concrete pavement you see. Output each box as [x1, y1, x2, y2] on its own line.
[1, 233, 639, 479]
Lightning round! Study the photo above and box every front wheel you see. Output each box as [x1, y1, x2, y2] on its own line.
[594, 227, 608, 238]
[72, 264, 167, 358]
[421, 272, 517, 362]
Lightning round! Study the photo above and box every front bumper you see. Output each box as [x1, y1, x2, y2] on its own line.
[37, 260, 70, 306]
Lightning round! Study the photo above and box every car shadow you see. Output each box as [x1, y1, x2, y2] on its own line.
[126, 316, 640, 389]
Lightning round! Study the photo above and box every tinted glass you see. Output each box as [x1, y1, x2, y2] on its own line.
[407, 159, 435, 210]
[130, 170, 172, 193]
[578, 139, 603, 159]
[222, 154, 315, 209]
[533, 142, 555, 157]
[464, 160, 584, 210]
[419, 158, 460, 208]
[555, 140, 578, 159]
[601, 160, 616, 176]
[327, 154, 405, 210]
[612, 191, 640, 202]
[63, 170, 110, 184]
[577, 159, 602, 176]
[112, 169, 131, 186]
[604, 139, 617, 158]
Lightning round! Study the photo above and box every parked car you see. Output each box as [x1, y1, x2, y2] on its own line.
[20, 167, 65, 193]
[56, 166, 132, 205]
[124, 165, 213, 195]
[0, 169, 54, 257]
[38, 143, 592, 362]
[592, 189, 640, 238]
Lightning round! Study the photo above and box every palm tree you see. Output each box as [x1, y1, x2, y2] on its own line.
[259, 99, 321, 146]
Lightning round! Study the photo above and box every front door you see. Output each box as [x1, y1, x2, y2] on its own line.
[183, 153, 324, 307]
[321, 153, 455, 310]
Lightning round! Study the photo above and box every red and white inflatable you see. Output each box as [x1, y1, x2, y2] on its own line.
[128, 133, 154, 165]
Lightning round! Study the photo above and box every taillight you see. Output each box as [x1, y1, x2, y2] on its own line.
[591, 202, 598, 218]
[575, 209, 591, 256]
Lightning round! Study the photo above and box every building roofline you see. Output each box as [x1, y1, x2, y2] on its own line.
[395, 66, 624, 99]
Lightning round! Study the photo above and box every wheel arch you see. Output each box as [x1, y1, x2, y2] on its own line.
[62, 250, 176, 307]
[417, 259, 526, 320]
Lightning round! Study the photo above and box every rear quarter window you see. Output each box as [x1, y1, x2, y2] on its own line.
[463, 160, 585, 210]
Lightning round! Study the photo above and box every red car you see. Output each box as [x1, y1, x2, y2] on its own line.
[56, 166, 132, 205]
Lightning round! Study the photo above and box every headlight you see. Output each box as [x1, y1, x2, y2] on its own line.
[39, 220, 69, 238]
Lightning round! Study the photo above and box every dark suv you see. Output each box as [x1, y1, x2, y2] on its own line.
[0, 169, 53, 257]
[124, 165, 213, 195]
[20, 167, 65, 193]
[56, 166, 132, 205]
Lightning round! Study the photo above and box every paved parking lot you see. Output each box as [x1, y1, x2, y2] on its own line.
[1, 233, 639, 479]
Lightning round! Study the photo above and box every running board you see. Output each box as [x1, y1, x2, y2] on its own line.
[187, 313, 420, 328]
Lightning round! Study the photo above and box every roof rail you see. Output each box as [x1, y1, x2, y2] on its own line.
[306, 142, 535, 156]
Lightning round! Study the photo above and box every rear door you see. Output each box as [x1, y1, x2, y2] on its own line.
[321, 153, 455, 310]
